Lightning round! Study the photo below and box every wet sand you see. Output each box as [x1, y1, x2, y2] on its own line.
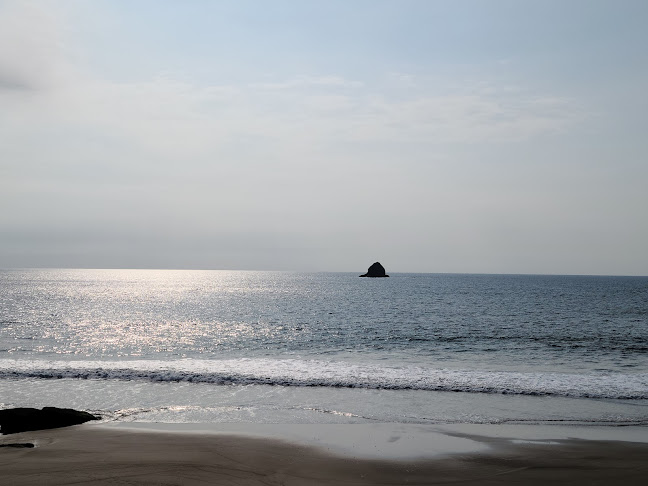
[1, 424, 648, 485]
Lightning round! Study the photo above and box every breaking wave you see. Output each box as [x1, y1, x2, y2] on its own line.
[0, 358, 646, 400]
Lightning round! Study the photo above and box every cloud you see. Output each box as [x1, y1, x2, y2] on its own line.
[249, 75, 364, 90]
[0, 0, 584, 174]
[0, 66, 585, 201]
[325, 91, 582, 146]
[0, 1, 75, 91]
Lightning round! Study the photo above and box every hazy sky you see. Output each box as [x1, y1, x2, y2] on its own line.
[1, 0, 647, 275]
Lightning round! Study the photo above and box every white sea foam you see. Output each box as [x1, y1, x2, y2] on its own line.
[0, 358, 646, 399]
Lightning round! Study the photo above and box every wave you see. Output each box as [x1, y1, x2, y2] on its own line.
[0, 358, 646, 400]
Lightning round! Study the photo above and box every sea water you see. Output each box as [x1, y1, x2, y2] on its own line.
[1, 269, 646, 426]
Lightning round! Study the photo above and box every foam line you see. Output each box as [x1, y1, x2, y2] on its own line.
[0, 358, 646, 399]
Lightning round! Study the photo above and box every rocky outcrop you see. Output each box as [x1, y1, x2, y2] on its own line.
[359, 262, 389, 278]
[0, 407, 99, 435]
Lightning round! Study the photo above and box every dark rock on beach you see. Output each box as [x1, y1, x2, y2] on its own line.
[0, 407, 99, 435]
[0, 443, 34, 448]
[359, 262, 389, 278]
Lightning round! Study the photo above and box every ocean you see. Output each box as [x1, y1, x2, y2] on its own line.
[1, 269, 647, 427]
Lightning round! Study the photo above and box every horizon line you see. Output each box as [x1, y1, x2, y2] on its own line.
[1, 267, 646, 278]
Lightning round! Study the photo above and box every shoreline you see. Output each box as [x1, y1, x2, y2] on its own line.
[2, 423, 648, 485]
[99, 421, 648, 460]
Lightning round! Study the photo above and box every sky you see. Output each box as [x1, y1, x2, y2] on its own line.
[1, 0, 647, 275]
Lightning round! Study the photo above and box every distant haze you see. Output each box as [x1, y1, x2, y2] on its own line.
[1, 0, 647, 275]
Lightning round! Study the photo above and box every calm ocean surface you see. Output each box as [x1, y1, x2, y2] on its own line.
[1, 269, 647, 426]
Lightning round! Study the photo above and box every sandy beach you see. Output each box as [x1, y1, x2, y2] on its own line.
[2, 423, 648, 485]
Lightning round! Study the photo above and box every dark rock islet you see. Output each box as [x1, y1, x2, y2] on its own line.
[359, 262, 389, 278]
